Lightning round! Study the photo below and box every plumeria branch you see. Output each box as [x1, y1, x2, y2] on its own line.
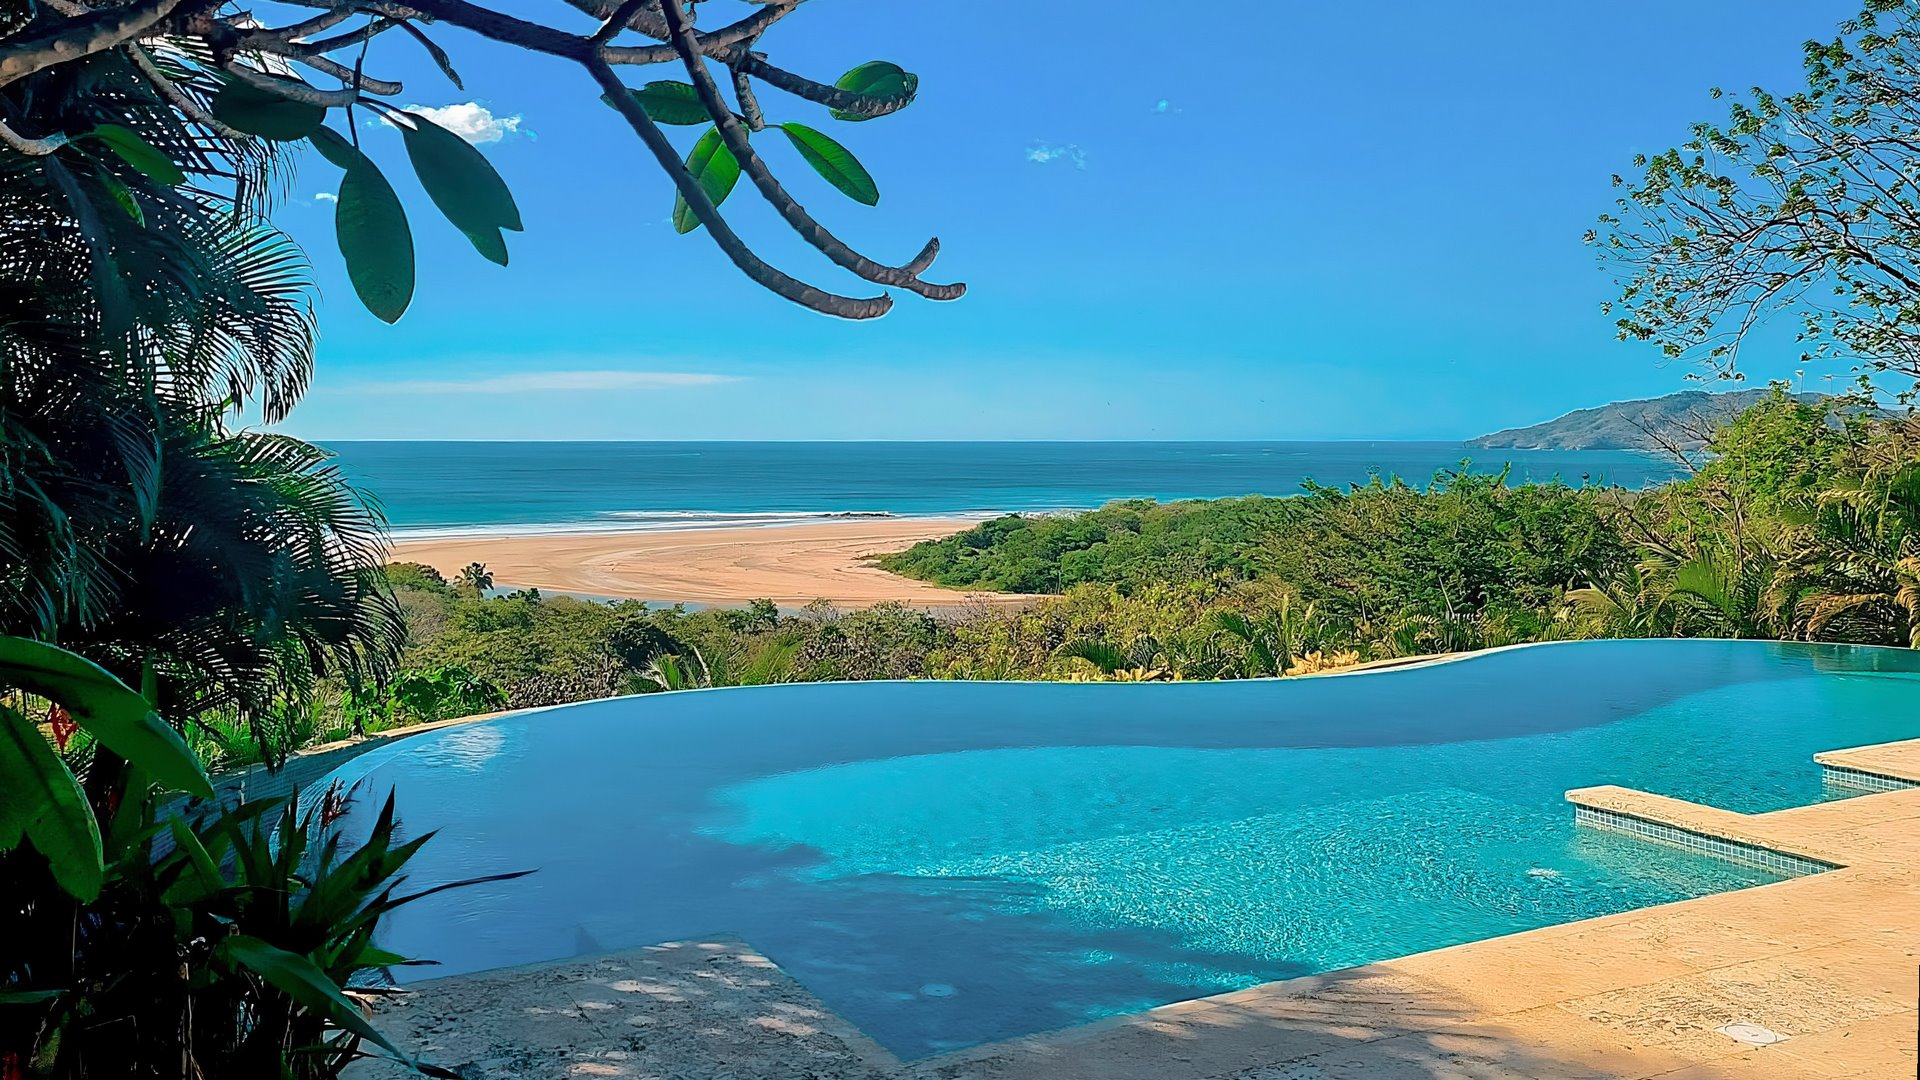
[657, 0, 959, 299]
[584, 55, 892, 319]
[0, 0, 961, 318]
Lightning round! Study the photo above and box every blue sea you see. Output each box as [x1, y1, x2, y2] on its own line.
[323, 441, 1682, 539]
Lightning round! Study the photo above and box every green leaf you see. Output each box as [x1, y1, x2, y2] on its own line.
[219, 936, 409, 1061]
[397, 110, 522, 268]
[335, 157, 416, 324]
[307, 125, 364, 171]
[461, 226, 508, 266]
[212, 78, 327, 140]
[0, 636, 209, 798]
[671, 127, 740, 234]
[95, 168, 145, 226]
[87, 124, 186, 185]
[777, 123, 878, 206]
[829, 61, 918, 122]
[161, 817, 225, 905]
[354, 946, 422, 968]
[601, 81, 711, 125]
[0, 705, 103, 902]
[0, 989, 63, 1006]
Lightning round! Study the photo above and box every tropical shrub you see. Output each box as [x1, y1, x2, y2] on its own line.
[0, 637, 516, 1077]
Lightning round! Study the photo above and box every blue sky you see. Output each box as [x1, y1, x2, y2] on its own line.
[273, 0, 1857, 441]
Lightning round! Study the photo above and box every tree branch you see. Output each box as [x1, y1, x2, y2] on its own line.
[220, 60, 362, 106]
[657, 0, 961, 300]
[129, 43, 248, 140]
[728, 41, 765, 132]
[247, 6, 361, 45]
[0, 117, 70, 154]
[584, 55, 891, 320]
[287, 49, 403, 95]
[593, 0, 790, 65]
[0, 0, 191, 86]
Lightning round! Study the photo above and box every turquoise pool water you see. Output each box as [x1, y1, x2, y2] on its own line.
[329, 640, 1920, 1058]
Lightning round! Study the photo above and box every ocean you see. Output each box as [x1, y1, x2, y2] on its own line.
[323, 441, 1682, 539]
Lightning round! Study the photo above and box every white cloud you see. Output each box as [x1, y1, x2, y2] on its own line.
[313, 191, 337, 204]
[390, 102, 525, 145]
[1025, 141, 1087, 170]
[354, 371, 744, 394]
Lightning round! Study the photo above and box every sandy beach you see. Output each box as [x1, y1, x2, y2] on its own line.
[389, 518, 1035, 609]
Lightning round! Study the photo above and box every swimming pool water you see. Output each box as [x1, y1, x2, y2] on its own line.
[328, 640, 1920, 1058]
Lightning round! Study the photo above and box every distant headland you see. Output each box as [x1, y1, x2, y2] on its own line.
[1468, 388, 1836, 451]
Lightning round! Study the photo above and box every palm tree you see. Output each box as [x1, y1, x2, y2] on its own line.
[1566, 564, 1674, 637]
[459, 562, 496, 592]
[1791, 462, 1920, 646]
[1664, 550, 1796, 639]
[0, 42, 404, 759]
[1207, 594, 1324, 675]
[0, 46, 417, 1078]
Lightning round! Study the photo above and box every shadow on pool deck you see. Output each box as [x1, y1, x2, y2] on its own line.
[350, 935, 1651, 1080]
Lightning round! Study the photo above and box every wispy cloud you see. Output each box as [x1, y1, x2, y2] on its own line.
[381, 102, 528, 145]
[351, 371, 744, 394]
[313, 191, 337, 204]
[1025, 141, 1087, 170]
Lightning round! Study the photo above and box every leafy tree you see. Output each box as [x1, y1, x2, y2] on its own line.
[385, 561, 452, 594]
[1594, 0, 1920, 393]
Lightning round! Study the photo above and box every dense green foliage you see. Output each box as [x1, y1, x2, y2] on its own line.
[1, 17, 463, 1078]
[877, 472, 1627, 626]
[334, 391, 1920, 715]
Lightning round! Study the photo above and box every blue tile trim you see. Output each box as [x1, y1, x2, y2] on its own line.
[1820, 763, 1920, 793]
[1572, 805, 1836, 878]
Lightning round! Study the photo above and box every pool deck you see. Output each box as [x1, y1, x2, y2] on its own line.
[350, 738, 1920, 1079]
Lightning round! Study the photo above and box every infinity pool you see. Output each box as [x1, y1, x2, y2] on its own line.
[329, 640, 1920, 1057]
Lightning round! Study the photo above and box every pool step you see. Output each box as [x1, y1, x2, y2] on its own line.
[1565, 786, 1841, 878]
[1813, 737, 1920, 793]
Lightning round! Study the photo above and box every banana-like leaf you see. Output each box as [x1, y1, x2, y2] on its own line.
[337, 165, 415, 322]
[0, 704, 103, 900]
[671, 127, 740, 234]
[0, 636, 209, 797]
[87, 124, 186, 185]
[778, 123, 878, 206]
[94, 168, 145, 225]
[397, 111, 522, 267]
[212, 79, 328, 141]
[602, 81, 710, 125]
[310, 129, 416, 324]
[830, 61, 918, 122]
[307, 125, 363, 171]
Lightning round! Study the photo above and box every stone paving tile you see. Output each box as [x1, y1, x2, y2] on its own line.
[348, 938, 898, 1080]
[1551, 946, 1908, 1060]
[1759, 1009, 1919, 1076]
